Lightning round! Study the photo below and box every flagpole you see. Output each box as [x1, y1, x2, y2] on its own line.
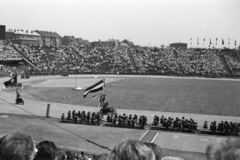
[197, 38, 199, 48]
[228, 39, 230, 48]
[75, 74, 76, 89]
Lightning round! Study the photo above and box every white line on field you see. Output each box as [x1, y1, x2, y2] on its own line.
[150, 132, 159, 143]
[139, 129, 149, 141]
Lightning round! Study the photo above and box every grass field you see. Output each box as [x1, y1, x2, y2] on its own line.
[23, 77, 240, 117]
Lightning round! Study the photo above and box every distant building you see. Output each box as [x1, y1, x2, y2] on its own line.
[0, 25, 5, 40]
[0, 25, 6, 47]
[5, 29, 42, 45]
[91, 39, 117, 48]
[122, 39, 134, 47]
[62, 36, 77, 46]
[35, 30, 62, 46]
[62, 36, 90, 46]
[170, 42, 187, 49]
[5, 31, 15, 40]
[77, 38, 91, 47]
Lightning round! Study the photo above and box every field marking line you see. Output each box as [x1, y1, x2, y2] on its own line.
[139, 129, 149, 141]
[0, 85, 15, 96]
[30, 79, 51, 87]
[150, 132, 159, 143]
[21, 84, 42, 100]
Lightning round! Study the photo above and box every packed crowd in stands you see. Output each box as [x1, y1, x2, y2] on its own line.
[0, 44, 22, 61]
[1, 131, 240, 160]
[175, 48, 227, 77]
[1, 41, 239, 78]
[0, 65, 12, 76]
[224, 54, 240, 71]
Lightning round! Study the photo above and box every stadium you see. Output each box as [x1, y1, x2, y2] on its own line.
[1, 1, 240, 160]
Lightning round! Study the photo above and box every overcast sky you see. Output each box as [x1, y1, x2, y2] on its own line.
[1, 0, 240, 48]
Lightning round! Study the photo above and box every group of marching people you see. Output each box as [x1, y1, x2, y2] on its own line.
[153, 115, 240, 136]
[204, 120, 240, 135]
[61, 110, 102, 125]
[152, 115, 199, 132]
[107, 113, 148, 128]
[61, 110, 149, 129]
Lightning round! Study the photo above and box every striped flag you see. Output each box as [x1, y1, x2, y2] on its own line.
[83, 79, 105, 98]
[3, 75, 17, 87]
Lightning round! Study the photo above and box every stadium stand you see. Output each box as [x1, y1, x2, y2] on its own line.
[3, 41, 239, 78]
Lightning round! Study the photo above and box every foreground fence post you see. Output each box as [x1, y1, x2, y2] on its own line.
[46, 104, 50, 118]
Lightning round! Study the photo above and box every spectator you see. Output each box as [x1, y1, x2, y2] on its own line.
[206, 138, 240, 160]
[34, 140, 58, 160]
[96, 153, 108, 160]
[144, 142, 163, 160]
[161, 157, 184, 160]
[0, 132, 37, 160]
[108, 140, 155, 160]
[79, 151, 87, 160]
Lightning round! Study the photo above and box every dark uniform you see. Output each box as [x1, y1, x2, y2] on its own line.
[61, 113, 65, 122]
[16, 88, 20, 100]
[67, 111, 71, 120]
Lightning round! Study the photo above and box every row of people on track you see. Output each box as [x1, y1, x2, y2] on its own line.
[61, 110, 240, 136]
[153, 115, 240, 135]
[61, 110, 102, 125]
[203, 120, 240, 135]
[61, 110, 148, 128]
[106, 114, 148, 128]
[152, 115, 198, 132]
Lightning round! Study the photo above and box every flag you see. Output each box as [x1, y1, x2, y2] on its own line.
[3, 75, 17, 87]
[83, 79, 105, 98]
[210, 39, 212, 45]
[222, 39, 224, 45]
[235, 40, 237, 46]
[228, 38, 230, 45]
[197, 38, 199, 45]
[216, 38, 218, 45]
